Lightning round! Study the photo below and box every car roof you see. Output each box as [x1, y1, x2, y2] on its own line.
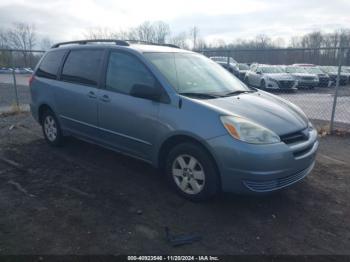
[49, 42, 192, 54]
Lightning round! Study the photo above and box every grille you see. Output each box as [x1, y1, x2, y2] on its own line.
[280, 129, 309, 144]
[277, 80, 295, 89]
[243, 165, 312, 192]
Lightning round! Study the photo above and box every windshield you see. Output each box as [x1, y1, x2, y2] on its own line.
[285, 67, 308, 73]
[260, 66, 284, 73]
[238, 63, 249, 70]
[304, 67, 323, 74]
[145, 52, 249, 96]
[321, 66, 337, 73]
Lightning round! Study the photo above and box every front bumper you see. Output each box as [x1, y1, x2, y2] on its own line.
[206, 128, 318, 194]
[266, 79, 297, 90]
[297, 80, 319, 88]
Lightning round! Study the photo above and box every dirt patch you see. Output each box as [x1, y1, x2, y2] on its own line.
[0, 113, 349, 255]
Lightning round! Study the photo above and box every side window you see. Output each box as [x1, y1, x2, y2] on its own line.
[106, 52, 156, 94]
[36, 50, 66, 79]
[61, 49, 103, 86]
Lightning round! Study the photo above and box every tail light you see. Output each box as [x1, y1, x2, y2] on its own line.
[29, 74, 34, 86]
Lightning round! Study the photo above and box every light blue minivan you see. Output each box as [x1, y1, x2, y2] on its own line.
[30, 40, 318, 200]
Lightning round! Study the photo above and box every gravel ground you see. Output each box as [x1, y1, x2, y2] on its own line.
[0, 112, 349, 255]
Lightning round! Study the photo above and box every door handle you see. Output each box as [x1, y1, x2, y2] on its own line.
[100, 94, 110, 102]
[87, 91, 97, 99]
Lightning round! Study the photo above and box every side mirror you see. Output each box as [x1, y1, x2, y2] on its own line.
[130, 83, 161, 101]
[256, 71, 262, 75]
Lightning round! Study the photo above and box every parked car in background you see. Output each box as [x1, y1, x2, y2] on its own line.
[301, 66, 330, 87]
[24, 67, 34, 74]
[210, 56, 240, 77]
[340, 67, 350, 84]
[319, 66, 348, 86]
[245, 64, 297, 91]
[283, 66, 319, 89]
[0, 67, 10, 73]
[237, 63, 250, 80]
[29, 40, 318, 200]
[14, 67, 31, 74]
[293, 63, 315, 67]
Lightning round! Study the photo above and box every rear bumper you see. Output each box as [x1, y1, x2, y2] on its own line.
[206, 128, 318, 194]
[30, 103, 39, 123]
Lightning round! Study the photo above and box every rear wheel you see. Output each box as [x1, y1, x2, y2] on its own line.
[165, 143, 220, 201]
[42, 109, 64, 146]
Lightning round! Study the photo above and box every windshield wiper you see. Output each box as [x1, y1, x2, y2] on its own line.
[222, 90, 255, 97]
[179, 92, 220, 99]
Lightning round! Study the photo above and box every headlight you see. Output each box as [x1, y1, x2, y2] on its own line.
[220, 116, 280, 144]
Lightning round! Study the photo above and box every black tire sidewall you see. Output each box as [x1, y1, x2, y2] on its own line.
[42, 110, 63, 147]
[165, 143, 220, 201]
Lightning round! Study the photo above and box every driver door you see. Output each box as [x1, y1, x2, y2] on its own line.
[98, 51, 160, 161]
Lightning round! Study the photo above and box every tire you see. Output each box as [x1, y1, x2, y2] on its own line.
[260, 80, 266, 90]
[165, 142, 220, 201]
[41, 109, 64, 147]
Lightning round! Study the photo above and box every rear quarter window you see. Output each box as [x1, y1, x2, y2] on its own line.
[61, 49, 104, 86]
[36, 50, 66, 79]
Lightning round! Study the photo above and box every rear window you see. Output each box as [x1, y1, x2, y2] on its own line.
[61, 49, 103, 86]
[36, 50, 66, 79]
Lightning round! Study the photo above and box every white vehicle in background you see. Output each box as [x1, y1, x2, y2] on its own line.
[210, 56, 240, 77]
[237, 63, 250, 80]
[244, 64, 297, 91]
[301, 66, 331, 87]
[319, 66, 348, 86]
[283, 66, 319, 89]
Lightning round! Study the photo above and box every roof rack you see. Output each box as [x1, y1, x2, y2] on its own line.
[51, 39, 180, 49]
[51, 39, 129, 48]
[123, 40, 180, 48]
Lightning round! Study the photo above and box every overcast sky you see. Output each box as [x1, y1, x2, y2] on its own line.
[0, 0, 350, 43]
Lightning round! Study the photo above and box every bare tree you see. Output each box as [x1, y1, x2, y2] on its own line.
[153, 21, 170, 44]
[7, 23, 36, 67]
[40, 37, 53, 50]
[190, 26, 199, 50]
[84, 27, 114, 39]
[169, 32, 189, 49]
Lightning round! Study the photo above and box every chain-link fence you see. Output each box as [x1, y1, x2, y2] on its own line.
[0, 48, 45, 112]
[199, 47, 350, 133]
[1, 47, 349, 133]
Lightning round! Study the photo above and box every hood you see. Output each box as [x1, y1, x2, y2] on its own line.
[195, 91, 308, 135]
[264, 73, 294, 80]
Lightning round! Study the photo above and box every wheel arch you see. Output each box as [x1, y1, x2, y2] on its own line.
[38, 104, 54, 125]
[157, 134, 221, 183]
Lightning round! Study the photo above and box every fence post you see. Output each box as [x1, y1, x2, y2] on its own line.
[227, 50, 230, 68]
[329, 47, 343, 133]
[10, 51, 19, 108]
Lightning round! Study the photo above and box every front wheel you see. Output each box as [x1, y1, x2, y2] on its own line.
[165, 143, 220, 201]
[260, 80, 266, 90]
